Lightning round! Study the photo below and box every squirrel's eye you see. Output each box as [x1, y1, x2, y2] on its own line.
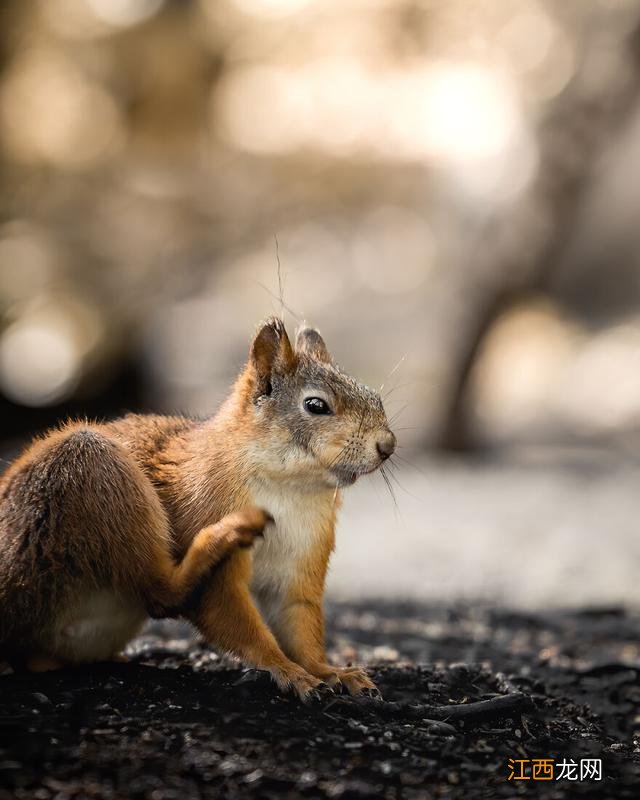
[303, 397, 331, 416]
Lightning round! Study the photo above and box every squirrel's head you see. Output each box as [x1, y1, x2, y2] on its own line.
[239, 317, 396, 489]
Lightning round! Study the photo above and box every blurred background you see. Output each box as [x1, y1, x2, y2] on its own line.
[2, 0, 640, 608]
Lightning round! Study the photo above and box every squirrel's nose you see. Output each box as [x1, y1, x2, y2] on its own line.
[376, 431, 396, 460]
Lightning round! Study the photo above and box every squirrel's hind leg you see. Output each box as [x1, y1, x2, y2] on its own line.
[0, 425, 260, 661]
[0, 424, 270, 662]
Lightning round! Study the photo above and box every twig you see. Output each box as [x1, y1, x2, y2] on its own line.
[352, 692, 530, 724]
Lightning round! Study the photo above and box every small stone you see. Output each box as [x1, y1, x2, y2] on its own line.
[244, 769, 263, 783]
[372, 646, 399, 662]
[422, 719, 457, 736]
[298, 771, 317, 787]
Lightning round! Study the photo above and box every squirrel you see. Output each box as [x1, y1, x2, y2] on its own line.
[0, 317, 396, 700]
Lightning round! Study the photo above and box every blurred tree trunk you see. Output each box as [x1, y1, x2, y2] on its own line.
[438, 19, 640, 452]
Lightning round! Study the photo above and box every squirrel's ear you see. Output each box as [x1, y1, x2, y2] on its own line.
[295, 326, 332, 364]
[250, 318, 295, 391]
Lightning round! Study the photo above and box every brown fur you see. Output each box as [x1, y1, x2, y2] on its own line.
[0, 318, 395, 698]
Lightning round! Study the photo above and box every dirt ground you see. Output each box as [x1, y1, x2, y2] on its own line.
[0, 601, 639, 800]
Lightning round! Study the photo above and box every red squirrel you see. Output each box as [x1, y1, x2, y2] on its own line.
[0, 318, 396, 699]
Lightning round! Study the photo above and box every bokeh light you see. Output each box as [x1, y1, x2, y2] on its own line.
[0, 303, 84, 407]
[85, 0, 164, 28]
[230, 0, 313, 18]
[0, 48, 124, 168]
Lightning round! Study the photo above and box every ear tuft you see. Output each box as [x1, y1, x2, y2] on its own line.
[295, 325, 332, 364]
[250, 317, 295, 393]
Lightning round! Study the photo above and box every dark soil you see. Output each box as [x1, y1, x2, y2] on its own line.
[1, 602, 639, 799]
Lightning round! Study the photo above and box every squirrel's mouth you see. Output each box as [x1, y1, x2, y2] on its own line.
[329, 466, 359, 487]
[329, 461, 382, 487]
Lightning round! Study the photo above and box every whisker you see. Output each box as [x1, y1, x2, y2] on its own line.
[256, 281, 303, 323]
[274, 233, 284, 318]
[379, 354, 406, 394]
[326, 441, 350, 470]
[358, 413, 366, 437]
[382, 380, 419, 401]
[385, 461, 424, 501]
[380, 464, 399, 516]
[388, 403, 409, 425]
[390, 452, 426, 475]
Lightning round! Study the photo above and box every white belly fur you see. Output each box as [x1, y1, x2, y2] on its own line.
[248, 480, 333, 626]
[49, 590, 147, 663]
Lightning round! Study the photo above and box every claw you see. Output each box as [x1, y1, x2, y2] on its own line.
[302, 681, 334, 704]
[234, 668, 267, 686]
[302, 688, 323, 705]
[355, 686, 383, 702]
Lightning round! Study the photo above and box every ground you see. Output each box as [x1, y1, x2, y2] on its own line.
[1, 602, 639, 799]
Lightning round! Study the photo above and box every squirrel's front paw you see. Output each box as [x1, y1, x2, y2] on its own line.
[223, 507, 273, 548]
[270, 665, 332, 703]
[201, 507, 272, 554]
[337, 666, 381, 698]
[308, 663, 381, 698]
